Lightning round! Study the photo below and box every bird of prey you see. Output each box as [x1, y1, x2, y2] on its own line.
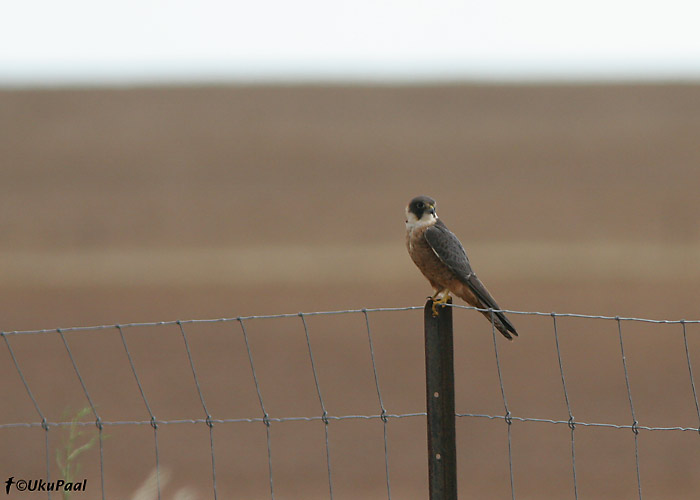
[405, 195, 518, 340]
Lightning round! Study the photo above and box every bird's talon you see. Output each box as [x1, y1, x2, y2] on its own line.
[430, 293, 450, 316]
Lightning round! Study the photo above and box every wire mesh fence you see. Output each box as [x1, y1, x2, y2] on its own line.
[2, 305, 699, 499]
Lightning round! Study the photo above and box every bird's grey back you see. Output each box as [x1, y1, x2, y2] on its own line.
[423, 219, 474, 281]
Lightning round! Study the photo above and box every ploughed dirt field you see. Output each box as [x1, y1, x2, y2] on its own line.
[1, 84, 700, 499]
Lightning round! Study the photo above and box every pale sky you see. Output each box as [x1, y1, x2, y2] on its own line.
[2, 0, 700, 86]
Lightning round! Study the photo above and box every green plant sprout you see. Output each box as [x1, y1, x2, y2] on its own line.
[56, 406, 101, 500]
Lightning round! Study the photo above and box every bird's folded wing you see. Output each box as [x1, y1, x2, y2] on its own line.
[423, 223, 473, 279]
[424, 223, 505, 311]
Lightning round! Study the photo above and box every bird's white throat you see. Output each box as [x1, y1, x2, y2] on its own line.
[405, 208, 438, 232]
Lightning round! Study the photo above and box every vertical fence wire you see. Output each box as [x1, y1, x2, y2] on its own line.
[489, 310, 515, 500]
[56, 329, 106, 500]
[300, 313, 334, 500]
[616, 318, 642, 500]
[680, 320, 700, 433]
[1, 332, 52, 500]
[551, 314, 578, 500]
[238, 317, 275, 499]
[177, 321, 218, 500]
[363, 309, 392, 500]
[116, 325, 162, 500]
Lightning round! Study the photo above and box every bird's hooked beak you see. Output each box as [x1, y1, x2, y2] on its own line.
[427, 204, 436, 216]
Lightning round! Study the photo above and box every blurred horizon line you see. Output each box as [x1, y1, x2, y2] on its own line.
[3, 59, 700, 89]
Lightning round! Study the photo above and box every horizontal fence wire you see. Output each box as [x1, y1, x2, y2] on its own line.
[3, 305, 700, 338]
[2, 304, 699, 500]
[2, 412, 699, 432]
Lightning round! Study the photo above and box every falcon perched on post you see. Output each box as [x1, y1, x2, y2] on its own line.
[405, 195, 518, 340]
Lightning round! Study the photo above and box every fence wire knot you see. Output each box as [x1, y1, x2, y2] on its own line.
[568, 416, 576, 431]
[380, 409, 388, 423]
[631, 420, 639, 435]
[205, 415, 214, 428]
[41, 417, 49, 432]
[95, 417, 103, 431]
[321, 410, 329, 425]
[262, 413, 271, 427]
[150, 416, 158, 430]
[504, 411, 513, 426]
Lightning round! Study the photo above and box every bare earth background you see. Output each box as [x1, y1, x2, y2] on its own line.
[1, 84, 700, 499]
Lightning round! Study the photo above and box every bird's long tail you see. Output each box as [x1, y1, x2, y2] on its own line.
[478, 309, 518, 341]
[452, 280, 519, 340]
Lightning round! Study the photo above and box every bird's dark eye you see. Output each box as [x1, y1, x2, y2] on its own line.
[416, 202, 424, 209]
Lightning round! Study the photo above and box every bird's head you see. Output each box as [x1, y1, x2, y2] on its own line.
[405, 195, 437, 227]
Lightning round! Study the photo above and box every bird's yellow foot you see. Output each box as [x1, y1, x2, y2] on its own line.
[431, 294, 451, 316]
